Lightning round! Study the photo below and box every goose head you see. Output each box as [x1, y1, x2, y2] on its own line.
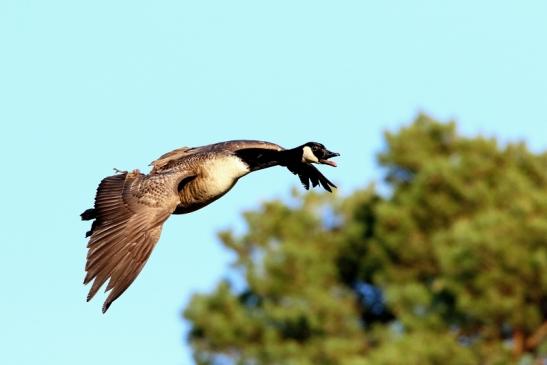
[300, 142, 340, 167]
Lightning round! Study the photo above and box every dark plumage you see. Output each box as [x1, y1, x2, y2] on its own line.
[82, 140, 339, 312]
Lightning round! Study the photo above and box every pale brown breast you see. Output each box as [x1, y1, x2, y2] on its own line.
[173, 154, 250, 214]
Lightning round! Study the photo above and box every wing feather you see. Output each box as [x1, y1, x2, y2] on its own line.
[287, 163, 337, 192]
[150, 140, 284, 173]
[83, 169, 190, 312]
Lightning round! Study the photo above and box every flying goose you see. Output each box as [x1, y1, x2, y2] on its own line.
[81, 140, 339, 312]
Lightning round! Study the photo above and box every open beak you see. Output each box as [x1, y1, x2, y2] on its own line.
[319, 150, 340, 167]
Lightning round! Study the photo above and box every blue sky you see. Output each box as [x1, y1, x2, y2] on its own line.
[1, 1, 546, 364]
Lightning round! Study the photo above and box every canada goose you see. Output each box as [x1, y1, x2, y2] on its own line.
[81, 140, 339, 312]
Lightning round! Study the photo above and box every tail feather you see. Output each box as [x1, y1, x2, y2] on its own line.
[81, 208, 96, 221]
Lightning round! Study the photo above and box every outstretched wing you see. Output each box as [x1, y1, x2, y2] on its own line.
[82, 169, 188, 312]
[287, 163, 337, 192]
[150, 140, 284, 173]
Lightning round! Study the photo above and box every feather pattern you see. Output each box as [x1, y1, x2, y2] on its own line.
[83, 169, 192, 312]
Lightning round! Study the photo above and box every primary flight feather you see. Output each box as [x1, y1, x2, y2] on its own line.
[81, 140, 339, 312]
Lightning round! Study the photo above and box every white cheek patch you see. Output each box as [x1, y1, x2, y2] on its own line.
[302, 146, 319, 163]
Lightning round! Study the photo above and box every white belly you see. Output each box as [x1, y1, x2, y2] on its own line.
[202, 156, 250, 196]
[174, 155, 252, 214]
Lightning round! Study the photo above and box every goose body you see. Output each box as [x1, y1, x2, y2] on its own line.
[81, 140, 339, 312]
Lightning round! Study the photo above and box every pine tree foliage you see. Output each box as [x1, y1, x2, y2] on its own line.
[184, 115, 547, 364]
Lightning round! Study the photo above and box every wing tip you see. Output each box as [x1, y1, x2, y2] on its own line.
[102, 301, 111, 313]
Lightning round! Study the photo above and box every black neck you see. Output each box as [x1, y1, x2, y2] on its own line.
[235, 148, 301, 171]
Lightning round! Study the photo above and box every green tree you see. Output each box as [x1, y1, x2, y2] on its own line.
[184, 114, 547, 364]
